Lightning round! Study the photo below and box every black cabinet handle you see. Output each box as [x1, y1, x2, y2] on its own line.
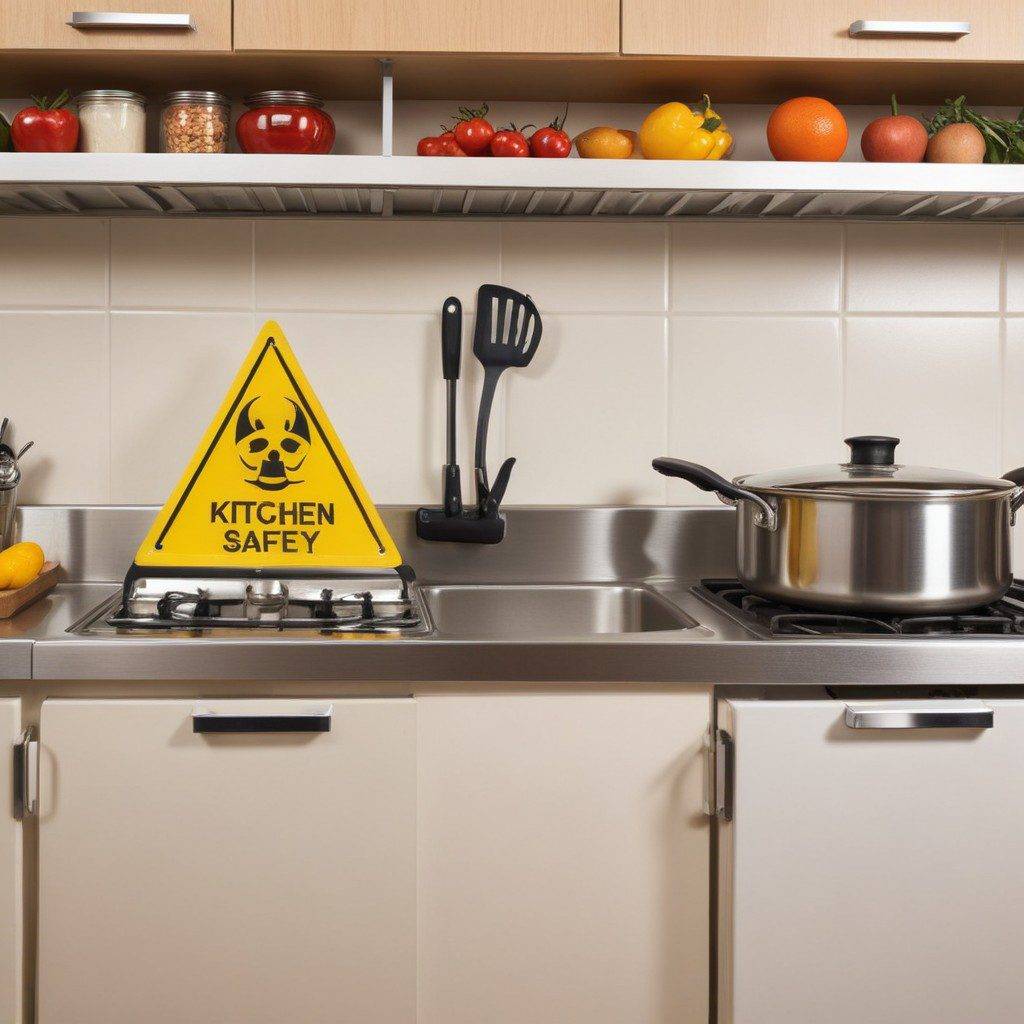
[193, 707, 332, 733]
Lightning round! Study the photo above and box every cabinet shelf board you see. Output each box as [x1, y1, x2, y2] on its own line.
[1, 154, 1023, 221]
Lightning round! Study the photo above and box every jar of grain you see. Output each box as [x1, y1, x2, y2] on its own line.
[160, 91, 230, 154]
[77, 90, 146, 152]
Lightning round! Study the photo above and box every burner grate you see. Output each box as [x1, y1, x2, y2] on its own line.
[104, 573, 427, 635]
[696, 578, 1024, 638]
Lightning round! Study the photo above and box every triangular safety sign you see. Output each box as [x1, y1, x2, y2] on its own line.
[134, 321, 403, 571]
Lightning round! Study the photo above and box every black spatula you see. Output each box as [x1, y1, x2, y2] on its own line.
[472, 284, 542, 513]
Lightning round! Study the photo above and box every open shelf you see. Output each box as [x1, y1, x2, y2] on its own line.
[3, 153, 1024, 220]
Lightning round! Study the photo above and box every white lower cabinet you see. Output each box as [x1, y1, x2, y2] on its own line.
[719, 697, 1024, 1024]
[417, 692, 711, 1024]
[1, 698, 22, 1024]
[37, 698, 417, 1024]
[35, 691, 711, 1024]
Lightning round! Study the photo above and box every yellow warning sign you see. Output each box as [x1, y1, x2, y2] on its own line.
[134, 321, 403, 570]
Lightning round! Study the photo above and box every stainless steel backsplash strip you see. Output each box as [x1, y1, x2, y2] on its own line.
[14, 505, 737, 584]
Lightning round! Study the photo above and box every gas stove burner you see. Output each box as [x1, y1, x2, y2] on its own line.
[105, 572, 427, 635]
[696, 578, 1024, 639]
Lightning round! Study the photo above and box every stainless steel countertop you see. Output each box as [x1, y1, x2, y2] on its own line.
[6, 505, 1024, 684]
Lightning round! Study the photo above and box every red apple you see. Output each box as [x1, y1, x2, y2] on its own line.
[861, 95, 928, 163]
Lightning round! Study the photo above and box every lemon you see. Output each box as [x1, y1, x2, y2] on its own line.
[574, 126, 636, 159]
[0, 542, 44, 590]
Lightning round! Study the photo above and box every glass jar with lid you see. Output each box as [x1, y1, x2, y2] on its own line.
[160, 91, 230, 153]
[77, 90, 146, 152]
[235, 91, 335, 155]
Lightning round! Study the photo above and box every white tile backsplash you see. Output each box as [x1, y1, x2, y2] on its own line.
[0, 312, 109, 502]
[109, 312, 254, 502]
[4, 216, 1021, 554]
[501, 223, 667, 312]
[110, 219, 253, 309]
[1003, 227, 1024, 313]
[671, 222, 841, 313]
[668, 317, 842, 502]
[846, 223, 1003, 313]
[0, 218, 107, 308]
[506, 316, 667, 504]
[845, 317, 1001, 473]
[254, 220, 499, 312]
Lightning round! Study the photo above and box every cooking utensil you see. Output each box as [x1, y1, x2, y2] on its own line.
[440, 296, 464, 518]
[655, 436, 1024, 614]
[472, 284, 542, 513]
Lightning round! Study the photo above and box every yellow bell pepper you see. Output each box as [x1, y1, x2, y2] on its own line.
[639, 95, 733, 161]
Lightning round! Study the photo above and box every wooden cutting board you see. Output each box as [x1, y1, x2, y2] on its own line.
[0, 560, 60, 619]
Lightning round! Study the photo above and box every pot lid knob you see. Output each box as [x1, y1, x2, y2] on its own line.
[845, 435, 899, 467]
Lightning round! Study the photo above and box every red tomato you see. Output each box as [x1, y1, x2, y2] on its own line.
[530, 105, 572, 158]
[490, 127, 531, 158]
[11, 90, 78, 153]
[439, 131, 467, 157]
[417, 135, 446, 156]
[453, 103, 495, 156]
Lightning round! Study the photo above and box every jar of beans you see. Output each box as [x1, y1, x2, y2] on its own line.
[160, 91, 230, 153]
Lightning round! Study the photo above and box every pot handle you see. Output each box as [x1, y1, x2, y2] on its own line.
[652, 457, 778, 530]
[1004, 466, 1024, 519]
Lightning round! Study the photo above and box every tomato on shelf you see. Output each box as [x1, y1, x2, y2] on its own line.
[10, 90, 79, 153]
[452, 103, 495, 156]
[236, 90, 335, 155]
[490, 125, 532, 158]
[530, 107, 572, 158]
[416, 127, 467, 156]
[417, 135, 446, 156]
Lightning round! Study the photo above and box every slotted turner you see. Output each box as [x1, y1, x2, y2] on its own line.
[472, 284, 542, 512]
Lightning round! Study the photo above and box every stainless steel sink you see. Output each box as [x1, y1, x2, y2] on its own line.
[419, 583, 697, 638]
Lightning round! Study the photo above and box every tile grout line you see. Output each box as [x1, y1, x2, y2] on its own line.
[998, 225, 1008, 473]
[662, 224, 671, 505]
[106, 217, 112, 504]
[250, 219, 257, 334]
[839, 223, 848, 436]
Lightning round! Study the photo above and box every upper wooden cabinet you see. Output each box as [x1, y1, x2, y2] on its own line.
[0, 0, 230, 51]
[623, 1, 1024, 61]
[234, 0, 619, 53]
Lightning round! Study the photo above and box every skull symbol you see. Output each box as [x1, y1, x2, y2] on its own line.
[234, 395, 311, 490]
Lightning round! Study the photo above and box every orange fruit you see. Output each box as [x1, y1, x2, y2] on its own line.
[766, 97, 848, 162]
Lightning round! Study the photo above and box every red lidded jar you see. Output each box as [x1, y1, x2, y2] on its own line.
[236, 90, 335, 154]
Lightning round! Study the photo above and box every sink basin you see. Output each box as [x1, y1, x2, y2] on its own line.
[419, 583, 696, 638]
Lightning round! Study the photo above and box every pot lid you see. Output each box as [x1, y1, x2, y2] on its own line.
[737, 436, 1018, 498]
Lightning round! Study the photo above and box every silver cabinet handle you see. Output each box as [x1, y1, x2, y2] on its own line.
[844, 701, 992, 729]
[193, 705, 332, 734]
[849, 20, 970, 38]
[68, 12, 195, 30]
[13, 726, 38, 819]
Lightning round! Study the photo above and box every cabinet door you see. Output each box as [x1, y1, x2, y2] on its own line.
[719, 698, 1024, 1024]
[37, 698, 415, 1024]
[1, 699, 22, 1024]
[0, 0, 230, 51]
[623, 0, 1022, 60]
[234, 0, 619, 54]
[418, 691, 711, 1024]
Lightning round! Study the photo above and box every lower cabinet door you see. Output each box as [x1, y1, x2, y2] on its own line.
[719, 698, 1024, 1024]
[417, 691, 712, 1024]
[37, 698, 416, 1024]
[1, 698, 22, 1024]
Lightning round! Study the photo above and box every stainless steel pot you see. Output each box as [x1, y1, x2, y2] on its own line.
[654, 436, 1024, 614]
